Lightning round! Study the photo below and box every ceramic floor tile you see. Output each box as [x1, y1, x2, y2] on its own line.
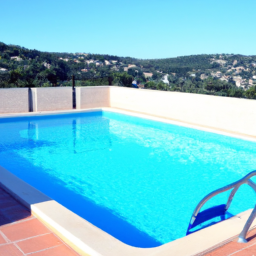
[231, 246, 256, 256]
[29, 245, 80, 256]
[0, 218, 50, 242]
[0, 244, 23, 256]
[0, 233, 7, 245]
[16, 233, 63, 254]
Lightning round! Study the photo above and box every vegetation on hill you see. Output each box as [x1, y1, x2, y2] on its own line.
[0, 42, 256, 99]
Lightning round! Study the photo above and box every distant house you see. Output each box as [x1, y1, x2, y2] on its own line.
[220, 77, 228, 82]
[211, 71, 222, 78]
[252, 75, 256, 80]
[211, 59, 227, 65]
[59, 58, 69, 62]
[95, 61, 103, 67]
[86, 60, 94, 65]
[128, 64, 136, 68]
[200, 74, 208, 80]
[43, 62, 51, 69]
[162, 74, 169, 84]
[143, 72, 153, 78]
[190, 73, 196, 77]
[10, 56, 22, 61]
[81, 69, 88, 72]
[0, 68, 7, 72]
[105, 60, 111, 65]
[233, 76, 242, 87]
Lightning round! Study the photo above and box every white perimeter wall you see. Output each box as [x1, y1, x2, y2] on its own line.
[110, 87, 256, 137]
[32, 87, 73, 112]
[76, 86, 110, 109]
[0, 86, 256, 138]
[0, 88, 29, 113]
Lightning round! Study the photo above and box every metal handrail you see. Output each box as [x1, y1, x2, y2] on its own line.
[188, 170, 256, 243]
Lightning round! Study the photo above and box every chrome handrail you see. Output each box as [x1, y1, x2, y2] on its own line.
[188, 170, 256, 243]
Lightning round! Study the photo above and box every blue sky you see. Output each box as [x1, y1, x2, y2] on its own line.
[1, 0, 256, 59]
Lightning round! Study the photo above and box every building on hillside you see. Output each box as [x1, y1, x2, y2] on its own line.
[81, 69, 88, 72]
[200, 74, 208, 80]
[162, 74, 169, 84]
[95, 61, 103, 67]
[10, 56, 22, 61]
[233, 76, 243, 87]
[128, 64, 136, 68]
[43, 62, 51, 69]
[143, 72, 153, 78]
[211, 60, 227, 65]
[220, 77, 229, 82]
[211, 71, 222, 78]
[0, 68, 7, 72]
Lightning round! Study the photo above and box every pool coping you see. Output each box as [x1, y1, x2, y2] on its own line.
[1, 107, 256, 256]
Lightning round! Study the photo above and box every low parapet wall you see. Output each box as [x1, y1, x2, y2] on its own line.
[1, 86, 256, 138]
[31, 87, 73, 112]
[110, 87, 256, 137]
[0, 88, 29, 113]
[76, 86, 110, 109]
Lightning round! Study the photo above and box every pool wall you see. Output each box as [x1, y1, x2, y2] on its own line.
[1, 86, 256, 137]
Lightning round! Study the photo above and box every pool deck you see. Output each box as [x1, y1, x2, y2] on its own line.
[0, 186, 80, 256]
[1, 183, 256, 256]
[203, 228, 256, 256]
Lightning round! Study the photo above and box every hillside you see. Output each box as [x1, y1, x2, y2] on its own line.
[0, 41, 256, 99]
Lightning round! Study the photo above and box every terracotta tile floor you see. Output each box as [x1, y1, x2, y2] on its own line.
[0, 186, 81, 256]
[203, 228, 256, 256]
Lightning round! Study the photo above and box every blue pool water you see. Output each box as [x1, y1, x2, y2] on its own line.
[0, 111, 256, 247]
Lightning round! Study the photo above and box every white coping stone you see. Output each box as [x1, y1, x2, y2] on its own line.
[0, 88, 29, 113]
[1, 109, 256, 255]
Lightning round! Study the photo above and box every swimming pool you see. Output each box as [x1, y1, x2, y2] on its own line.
[0, 110, 256, 247]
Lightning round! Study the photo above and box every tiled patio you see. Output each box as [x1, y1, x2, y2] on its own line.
[0, 186, 80, 256]
[3, 184, 256, 256]
[203, 228, 256, 256]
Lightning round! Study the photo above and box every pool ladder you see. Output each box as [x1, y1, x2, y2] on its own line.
[187, 170, 256, 243]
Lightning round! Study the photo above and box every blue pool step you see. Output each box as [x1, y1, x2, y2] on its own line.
[186, 204, 226, 235]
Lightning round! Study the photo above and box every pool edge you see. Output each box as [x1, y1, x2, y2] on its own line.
[1, 165, 256, 256]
